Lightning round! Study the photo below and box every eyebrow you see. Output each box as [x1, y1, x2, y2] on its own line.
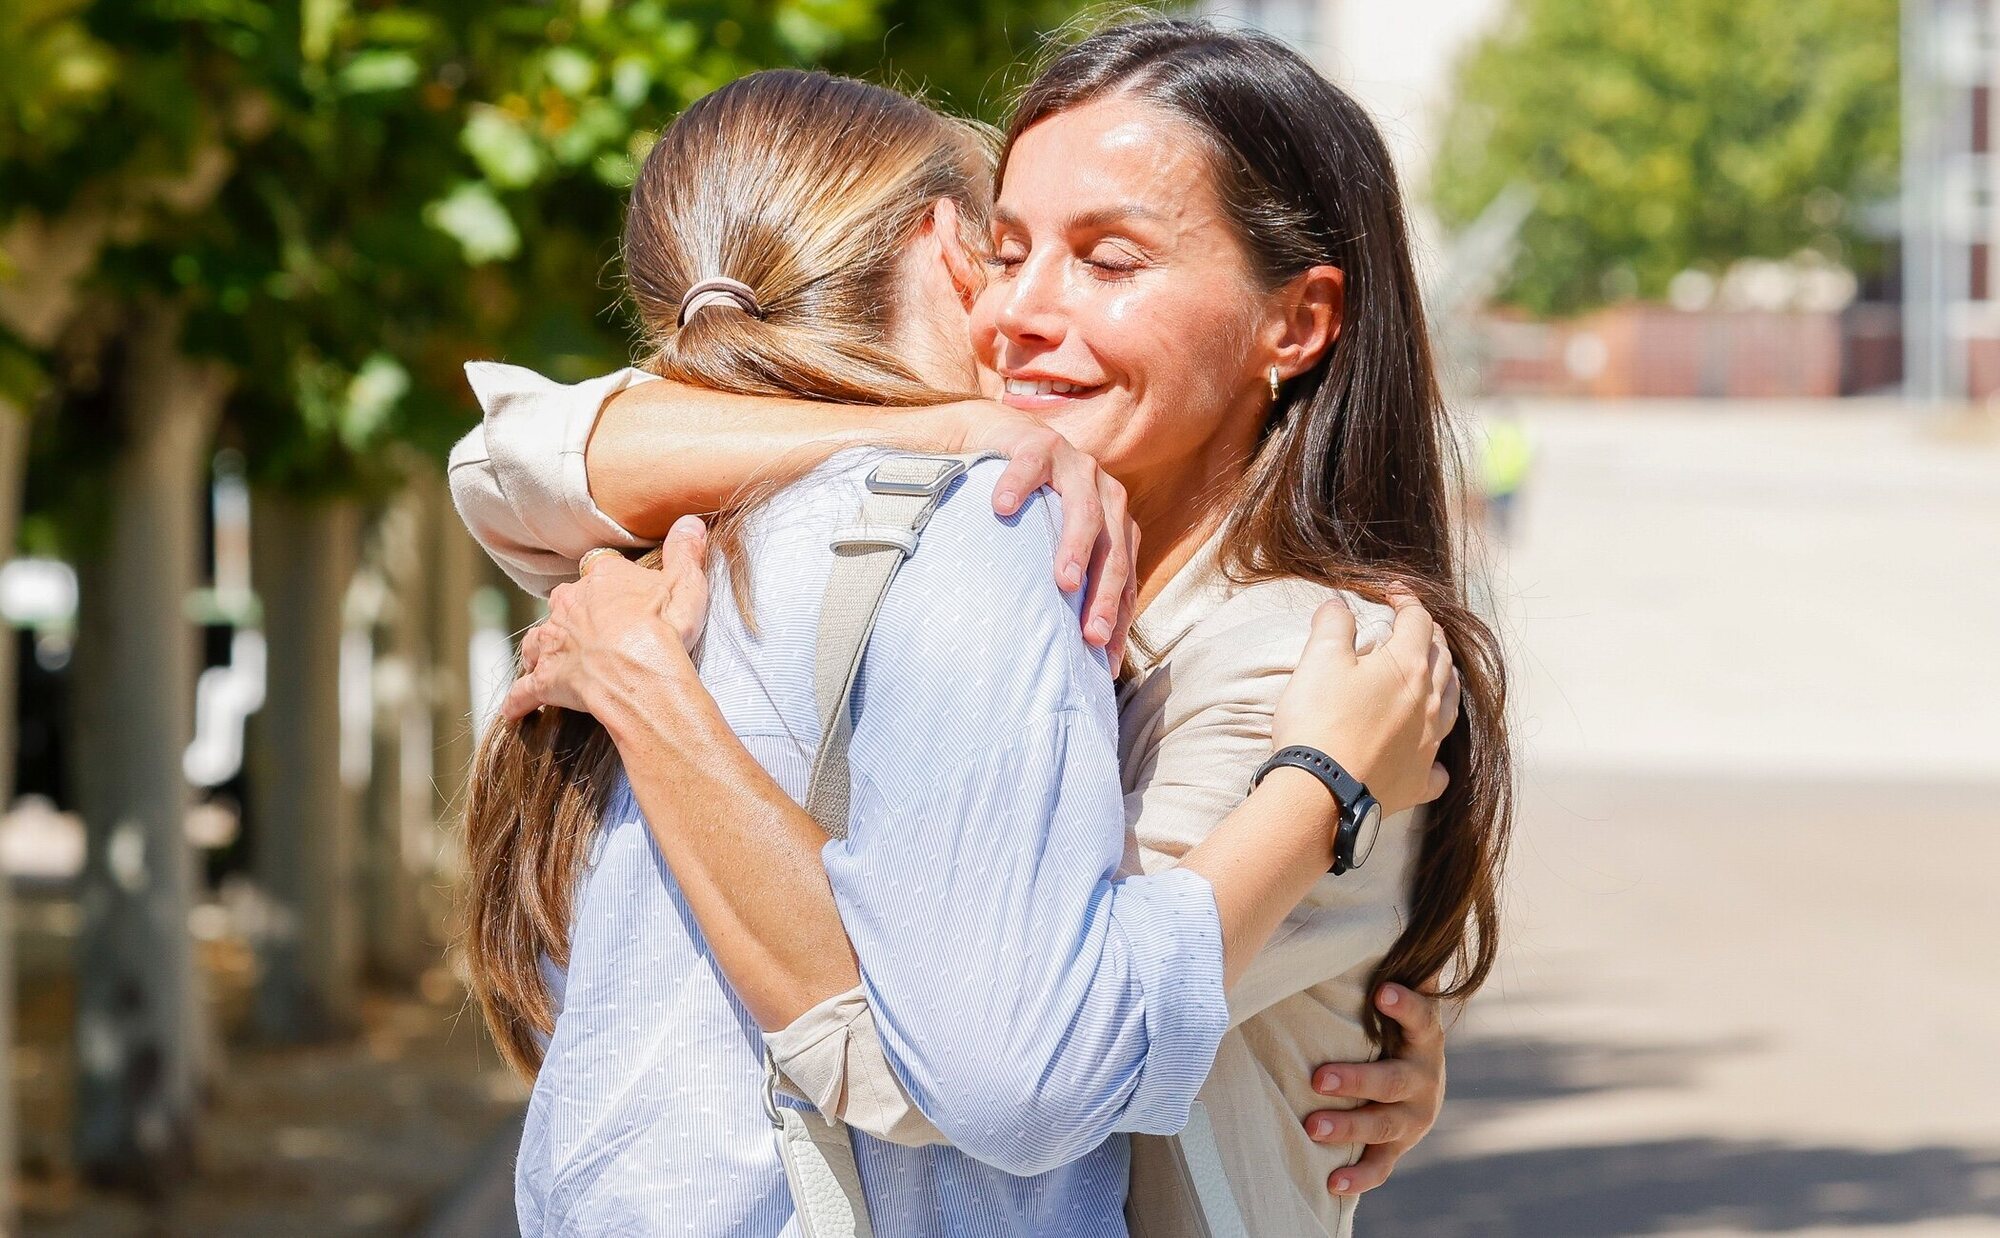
[993, 203, 1172, 231]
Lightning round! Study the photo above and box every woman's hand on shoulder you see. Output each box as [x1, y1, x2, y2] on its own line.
[1271, 589, 1461, 817]
[955, 401, 1138, 672]
[501, 515, 712, 724]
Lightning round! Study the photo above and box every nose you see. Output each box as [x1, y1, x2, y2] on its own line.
[994, 250, 1067, 353]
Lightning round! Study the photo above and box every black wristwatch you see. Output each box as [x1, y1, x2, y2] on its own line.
[1250, 745, 1383, 875]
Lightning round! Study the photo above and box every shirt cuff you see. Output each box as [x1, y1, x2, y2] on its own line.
[764, 984, 950, 1148]
[1109, 865, 1230, 1134]
[463, 360, 661, 559]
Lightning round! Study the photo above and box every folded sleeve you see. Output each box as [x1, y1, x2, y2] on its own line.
[448, 361, 662, 596]
[820, 463, 1229, 1178]
[1122, 585, 1403, 1030]
[762, 985, 948, 1147]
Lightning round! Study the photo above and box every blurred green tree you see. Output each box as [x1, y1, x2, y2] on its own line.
[831, 0, 1087, 123]
[1430, 0, 1901, 316]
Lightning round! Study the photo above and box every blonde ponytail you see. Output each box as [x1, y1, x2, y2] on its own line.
[461, 69, 994, 1076]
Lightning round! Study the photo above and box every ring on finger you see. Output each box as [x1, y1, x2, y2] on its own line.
[579, 547, 623, 577]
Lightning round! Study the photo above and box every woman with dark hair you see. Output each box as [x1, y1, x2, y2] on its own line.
[458, 20, 1507, 1236]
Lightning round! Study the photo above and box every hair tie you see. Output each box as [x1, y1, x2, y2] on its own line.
[677, 276, 763, 327]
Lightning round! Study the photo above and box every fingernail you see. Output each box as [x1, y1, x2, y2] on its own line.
[1063, 560, 1083, 589]
[1316, 1070, 1339, 1093]
[1088, 617, 1112, 643]
[997, 490, 1018, 512]
[1334, 1176, 1352, 1194]
[1381, 985, 1401, 1006]
[1309, 1116, 1333, 1139]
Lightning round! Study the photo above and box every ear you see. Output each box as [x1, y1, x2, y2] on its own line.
[1266, 265, 1345, 381]
[929, 197, 984, 309]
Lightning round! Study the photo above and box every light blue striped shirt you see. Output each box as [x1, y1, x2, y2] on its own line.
[517, 452, 1228, 1236]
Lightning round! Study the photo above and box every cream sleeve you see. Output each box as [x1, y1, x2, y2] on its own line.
[762, 986, 948, 1147]
[447, 361, 662, 597]
[1120, 582, 1409, 1031]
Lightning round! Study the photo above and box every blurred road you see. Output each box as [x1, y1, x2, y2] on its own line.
[1369, 401, 2000, 1236]
[1480, 400, 2000, 782]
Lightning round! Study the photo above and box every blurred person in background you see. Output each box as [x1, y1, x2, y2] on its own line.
[457, 19, 1510, 1238]
[1477, 411, 1534, 542]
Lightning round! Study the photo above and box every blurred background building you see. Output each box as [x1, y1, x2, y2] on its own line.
[1904, 0, 2000, 403]
[3, 0, 1996, 1234]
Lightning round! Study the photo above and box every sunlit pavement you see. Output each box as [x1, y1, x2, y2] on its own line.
[1367, 401, 2000, 1236]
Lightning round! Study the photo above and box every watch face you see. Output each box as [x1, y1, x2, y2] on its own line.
[1351, 800, 1384, 869]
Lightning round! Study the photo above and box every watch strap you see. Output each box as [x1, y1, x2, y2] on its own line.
[1250, 745, 1374, 874]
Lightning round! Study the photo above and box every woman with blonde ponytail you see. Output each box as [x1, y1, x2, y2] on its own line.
[457, 41, 1480, 1238]
[460, 68, 1002, 1083]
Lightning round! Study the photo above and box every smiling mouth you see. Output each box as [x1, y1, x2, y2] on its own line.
[1003, 378, 1103, 398]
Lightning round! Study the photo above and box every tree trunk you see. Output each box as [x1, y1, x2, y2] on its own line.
[0, 395, 25, 1238]
[359, 488, 431, 984]
[246, 492, 362, 1040]
[69, 303, 228, 1188]
[418, 466, 479, 883]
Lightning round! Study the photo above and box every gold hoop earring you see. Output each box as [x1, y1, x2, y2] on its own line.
[1268, 365, 1282, 403]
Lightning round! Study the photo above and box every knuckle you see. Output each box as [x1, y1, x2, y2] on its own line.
[1346, 1162, 1387, 1192]
[1416, 993, 1445, 1032]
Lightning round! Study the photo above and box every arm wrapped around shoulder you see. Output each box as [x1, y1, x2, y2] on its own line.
[449, 362, 659, 596]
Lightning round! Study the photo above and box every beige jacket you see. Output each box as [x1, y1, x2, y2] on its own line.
[448, 363, 1422, 1237]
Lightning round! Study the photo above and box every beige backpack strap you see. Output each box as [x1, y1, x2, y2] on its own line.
[801, 453, 989, 838]
[770, 452, 992, 1238]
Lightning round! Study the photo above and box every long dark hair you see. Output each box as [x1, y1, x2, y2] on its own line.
[1007, 20, 1513, 1050]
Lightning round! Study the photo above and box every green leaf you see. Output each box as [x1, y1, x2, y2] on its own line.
[549, 98, 625, 166]
[339, 351, 408, 450]
[462, 105, 544, 188]
[301, 0, 348, 65]
[543, 46, 598, 96]
[338, 50, 421, 94]
[610, 57, 653, 109]
[592, 149, 637, 187]
[424, 181, 520, 263]
[361, 10, 438, 45]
